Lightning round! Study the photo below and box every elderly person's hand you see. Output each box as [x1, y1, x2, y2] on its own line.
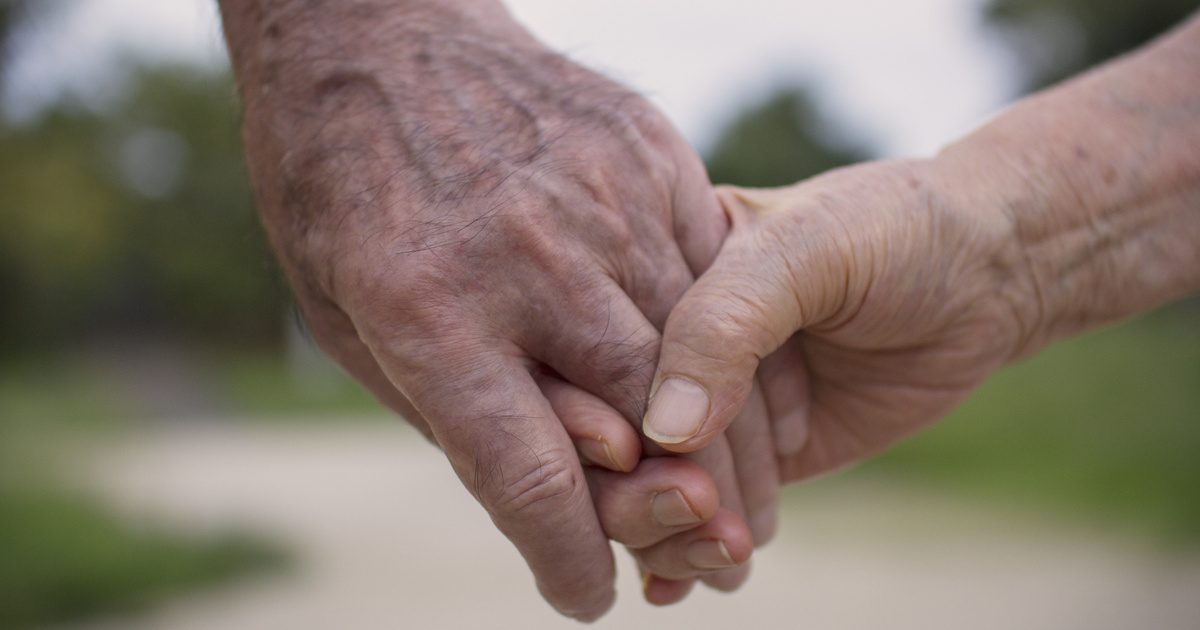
[646, 160, 1020, 478]
[641, 15, 1200, 482]
[217, 0, 775, 619]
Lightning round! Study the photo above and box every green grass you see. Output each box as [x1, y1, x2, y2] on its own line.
[202, 351, 384, 419]
[0, 353, 298, 630]
[0, 349, 385, 430]
[854, 308, 1200, 543]
[0, 483, 287, 629]
[0, 359, 133, 431]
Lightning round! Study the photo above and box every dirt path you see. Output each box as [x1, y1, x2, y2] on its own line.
[71, 422, 1200, 630]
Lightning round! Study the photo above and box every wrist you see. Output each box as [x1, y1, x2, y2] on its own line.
[928, 141, 1053, 363]
[219, 0, 541, 111]
[936, 108, 1200, 363]
[931, 20, 1200, 361]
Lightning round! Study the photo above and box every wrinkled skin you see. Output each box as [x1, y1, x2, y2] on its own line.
[657, 159, 1025, 480]
[220, 0, 778, 618]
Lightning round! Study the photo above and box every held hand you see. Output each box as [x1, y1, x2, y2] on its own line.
[645, 159, 1029, 479]
[223, 2, 762, 618]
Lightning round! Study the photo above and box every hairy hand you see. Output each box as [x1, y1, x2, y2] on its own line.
[221, 0, 770, 618]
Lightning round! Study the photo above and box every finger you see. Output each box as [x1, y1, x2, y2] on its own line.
[617, 154, 725, 335]
[371, 338, 616, 621]
[643, 185, 842, 452]
[642, 572, 696, 606]
[587, 457, 718, 549]
[671, 148, 731, 275]
[725, 378, 780, 545]
[685, 436, 754, 592]
[537, 373, 641, 472]
[630, 508, 753, 580]
[533, 277, 662, 424]
[759, 336, 811, 456]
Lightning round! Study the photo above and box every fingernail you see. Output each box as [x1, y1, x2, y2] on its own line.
[686, 539, 736, 570]
[643, 378, 709, 444]
[651, 489, 702, 527]
[578, 438, 619, 470]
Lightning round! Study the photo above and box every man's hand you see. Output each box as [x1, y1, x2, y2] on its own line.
[218, 0, 762, 619]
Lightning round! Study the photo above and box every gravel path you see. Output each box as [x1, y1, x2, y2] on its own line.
[70, 422, 1200, 630]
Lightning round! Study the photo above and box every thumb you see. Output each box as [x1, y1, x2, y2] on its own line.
[642, 186, 841, 452]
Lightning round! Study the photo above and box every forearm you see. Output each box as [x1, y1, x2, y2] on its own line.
[939, 14, 1200, 357]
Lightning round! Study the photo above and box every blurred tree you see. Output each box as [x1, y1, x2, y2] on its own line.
[0, 0, 49, 95]
[0, 0, 29, 62]
[1, 0, 25, 98]
[985, 0, 1198, 93]
[0, 65, 286, 355]
[704, 86, 869, 188]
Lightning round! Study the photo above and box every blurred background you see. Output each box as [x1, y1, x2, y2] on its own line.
[1, 0, 1198, 628]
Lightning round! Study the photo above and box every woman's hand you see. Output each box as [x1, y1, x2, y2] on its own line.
[642, 158, 1030, 479]
[642, 14, 1200, 482]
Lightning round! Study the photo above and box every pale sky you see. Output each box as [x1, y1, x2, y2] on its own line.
[4, 0, 1020, 157]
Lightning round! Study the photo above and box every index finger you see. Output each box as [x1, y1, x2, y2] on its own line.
[373, 339, 618, 621]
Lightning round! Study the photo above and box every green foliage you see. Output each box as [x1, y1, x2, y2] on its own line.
[0, 65, 286, 355]
[857, 310, 1200, 543]
[0, 355, 289, 630]
[208, 352, 385, 418]
[985, 0, 1198, 92]
[0, 484, 286, 629]
[704, 86, 869, 188]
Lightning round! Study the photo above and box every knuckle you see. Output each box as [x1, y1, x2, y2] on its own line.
[488, 448, 583, 517]
[669, 291, 770, 363]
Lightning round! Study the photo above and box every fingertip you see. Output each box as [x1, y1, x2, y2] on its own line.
[704, 508, 755, 565]
[589, 457, 717, 550]
[642, 377, 713, 450]
[749, 506, 779, 548]
[700, 560, 752, 593]
[695, 510, 755, 592]
[607, 428, 643, 473]
[643, 458, 720, 523]
[545, 377, 642, 472]
[643, 574, 695, 606]
[643, 369, 759, 456]
[629, 507, 754, 582]
[556, 585, 616, 623]
[577, 437, 618, 471]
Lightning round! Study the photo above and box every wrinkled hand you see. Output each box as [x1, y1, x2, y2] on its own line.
[221, 0, 771, 618]
[644, 159, 1026, 480]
